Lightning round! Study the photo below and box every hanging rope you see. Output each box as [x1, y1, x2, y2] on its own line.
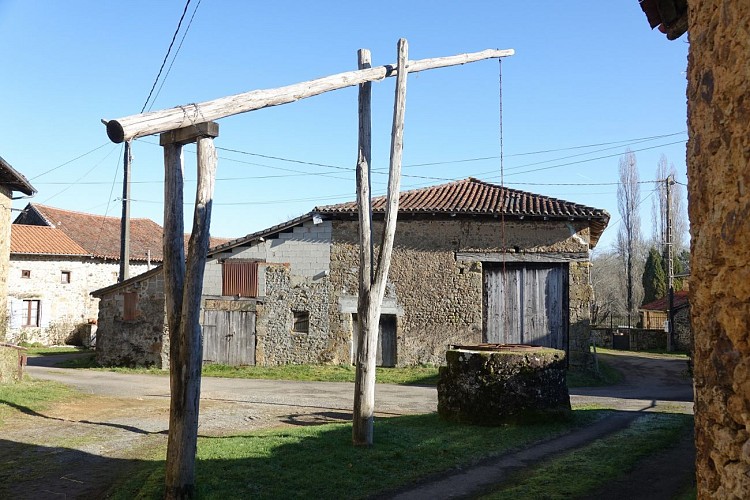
[498, 58, 511, 341]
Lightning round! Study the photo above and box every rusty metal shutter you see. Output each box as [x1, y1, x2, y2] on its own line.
[222, 260, 258, 297]
[123, 292, 138, 320]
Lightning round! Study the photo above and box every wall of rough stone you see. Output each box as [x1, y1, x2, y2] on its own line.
[688, 3, 750, 496]
[673, 306, 692, 353]
[329, 217, 595, 367]
[254, 264, 334, 365]
[0, 187, 11, 341]
[6, 255, 150, 345]
[95, 271, 168, 368]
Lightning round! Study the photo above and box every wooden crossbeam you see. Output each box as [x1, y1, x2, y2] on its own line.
[103, 48, 514, 143]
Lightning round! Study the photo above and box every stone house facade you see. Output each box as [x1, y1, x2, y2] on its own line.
[0, 156, 36, 341]
[95, 178, 609, 370]
[8, 204, 164, 345]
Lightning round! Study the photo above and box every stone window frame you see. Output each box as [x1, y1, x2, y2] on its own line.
[292, 310, 310, 333]
[21, 269, 31, 279]
[61, 270, 72, 284]
[22, 299, 41, 327]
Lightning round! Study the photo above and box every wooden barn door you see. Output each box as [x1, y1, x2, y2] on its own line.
[484, 262, 567, 349]
[352, 314, 397, 367]
[202, 310, 256, 366]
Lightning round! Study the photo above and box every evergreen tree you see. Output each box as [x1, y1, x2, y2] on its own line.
[642, 247, 667, 305]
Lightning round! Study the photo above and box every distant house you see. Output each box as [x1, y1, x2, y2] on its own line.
[94, 178, 609, 369]
[7, 204, 163, 344]
[8, 204, 231, 345]
[0, 156, 36, 342]
[639, 289, 691, 352]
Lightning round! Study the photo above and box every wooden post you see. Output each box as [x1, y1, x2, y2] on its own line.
[118, 141, 132, 282]
[162, 122, 219, 500]
[352, 38, 409, 447]
[103, 49, 514, 143]
[353, 48, 374, 446]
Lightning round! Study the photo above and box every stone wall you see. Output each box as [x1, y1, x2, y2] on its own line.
[688, 3, 750, 496]
[329, 217, 595, 367]
[254, 264, 334, 365]
[673, 305, 691, 353]
[6, 255, 150, 345]
[0, 186, 11, 341]
[95, 271, 168, 368]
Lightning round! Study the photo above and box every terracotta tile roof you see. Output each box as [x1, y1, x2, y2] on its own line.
[16, 204, 165, 262]
[640, 290, 690, 311]
[10, 225, 89, 256]
[0, 155, 35, 196]
[315, 177, 610, 245]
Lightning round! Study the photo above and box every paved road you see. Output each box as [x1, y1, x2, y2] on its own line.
[27, 350, 693, 417]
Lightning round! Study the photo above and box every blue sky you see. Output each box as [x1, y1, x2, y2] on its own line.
[0, 1, 688, 250]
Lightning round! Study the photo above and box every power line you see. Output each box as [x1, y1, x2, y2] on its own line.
[29, 142, 112, 180]
[148, 0, 202, 112]
[140, 0, 192, 113]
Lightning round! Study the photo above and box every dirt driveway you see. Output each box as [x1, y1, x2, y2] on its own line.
[0, 351, 693, 499]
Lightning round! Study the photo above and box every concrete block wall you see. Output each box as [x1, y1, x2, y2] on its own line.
[203, 219, 331, 296]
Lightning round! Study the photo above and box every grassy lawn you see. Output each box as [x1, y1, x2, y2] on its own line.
[483, 412, 694, 499]
[0, 378, 76, 425]
[60, 356, 620, 388]
[110, 410, 608, 499]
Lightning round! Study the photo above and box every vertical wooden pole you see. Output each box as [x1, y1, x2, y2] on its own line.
[163, 123, 219, 499]
[163, 141, 188, 498]
[353, 48, 374, 446]
[119, 141, 132, 282]
[352, 38, 409, 447]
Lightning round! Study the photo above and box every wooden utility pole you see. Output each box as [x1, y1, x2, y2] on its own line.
[118, 141, 132, 282]
[666, 175, 675, 350]
[160, 121, 219, 500]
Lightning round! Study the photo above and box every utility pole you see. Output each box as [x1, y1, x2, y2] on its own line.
[118, 141, 131, 282]
[666, 175, 675, 350]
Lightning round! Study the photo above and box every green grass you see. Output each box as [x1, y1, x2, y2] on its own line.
[110, 410, 608, 499]
[0, 378, 76, 425]
[566, 359, 623, 388]
[24, 345, 91, 357]
[483, 412, 694, 499]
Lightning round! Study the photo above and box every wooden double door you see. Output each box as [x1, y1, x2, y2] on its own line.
[351, 314, 397, 367]
[483, 262, 568, 350]
[202, 309, 256, 366]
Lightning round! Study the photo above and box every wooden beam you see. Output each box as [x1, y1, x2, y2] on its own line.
[160, 121, 219, 146]
[104, 48, 514, 143]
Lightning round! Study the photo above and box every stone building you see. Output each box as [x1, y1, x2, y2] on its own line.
[94, 178, 609, 370]
[8, 204, 162, 344]
[684, 2, 750, 497]
[0, 156, 36, 341]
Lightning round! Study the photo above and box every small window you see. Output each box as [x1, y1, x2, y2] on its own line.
[292, 311, 309, 333]
[21, 270, 31, 279]
[22, 299, 41, 327]
[61, 271, 71, 284]
[123, 292, 138, 321]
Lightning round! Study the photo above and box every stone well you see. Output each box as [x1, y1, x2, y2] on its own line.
[437, 344, 571, 425]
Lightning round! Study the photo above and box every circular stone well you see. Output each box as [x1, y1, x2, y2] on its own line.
[437, 344, 571, 425]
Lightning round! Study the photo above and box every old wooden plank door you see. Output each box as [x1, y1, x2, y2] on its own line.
[484, 262, 568, 349]
[202, 310, 256, 365]
[352, 314, 397, 367]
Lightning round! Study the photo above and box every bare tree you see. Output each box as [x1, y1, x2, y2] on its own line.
[616, 150, 644, 328]
[591, 248, 627, 326]
[652, 154, 689, 254]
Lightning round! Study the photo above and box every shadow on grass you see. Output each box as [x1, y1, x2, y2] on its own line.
[109, 410, 610, 500]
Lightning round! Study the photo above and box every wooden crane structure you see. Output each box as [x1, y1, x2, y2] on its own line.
[103, 39, 513, 498]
